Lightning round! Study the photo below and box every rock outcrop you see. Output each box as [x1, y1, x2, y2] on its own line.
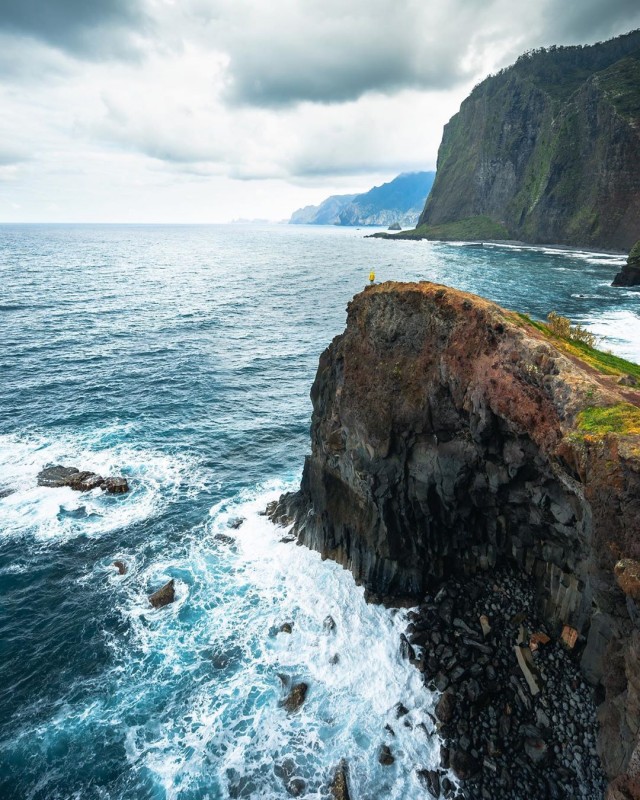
[613, 241, 640, 287]
[37, 465, 129, 494]
[413, 30, 640, 251]
[274, 281, 640, 794]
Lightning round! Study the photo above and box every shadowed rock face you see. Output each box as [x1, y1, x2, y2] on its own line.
[613, 240, 640, 287]
[274, 281, 640, 792]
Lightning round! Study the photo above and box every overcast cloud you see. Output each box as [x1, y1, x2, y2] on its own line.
[0, 0, 638, 222]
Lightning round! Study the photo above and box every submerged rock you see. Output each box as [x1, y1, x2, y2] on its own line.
[149, 579, 175, 609]
[113, 560, 127, 575]
[279, 622, 293, 634]
[227, 516, 245, 530]
[0, 488, 14, 499]
[282, 682, 308, 713]
[378, 744, 395, 765]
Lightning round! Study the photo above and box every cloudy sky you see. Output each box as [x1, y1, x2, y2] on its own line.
[1, 0, 638, 223]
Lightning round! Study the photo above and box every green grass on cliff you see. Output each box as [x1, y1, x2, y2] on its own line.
[515, 313, 640, 380]
[577, 404, 640, 436]
[378, 216, 510, 241]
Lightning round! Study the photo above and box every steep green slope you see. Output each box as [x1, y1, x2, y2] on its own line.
[418, 30, 640, 251]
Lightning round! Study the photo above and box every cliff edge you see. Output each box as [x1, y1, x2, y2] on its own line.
[274, 282, 640, 796]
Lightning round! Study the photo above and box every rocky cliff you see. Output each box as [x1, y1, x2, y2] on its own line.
[274, 282, 640, 796]
[416, 30, 640, 251]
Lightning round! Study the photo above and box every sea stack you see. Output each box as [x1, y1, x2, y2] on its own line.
[612, 240, 640, 287]
[271, 281, 640, 797]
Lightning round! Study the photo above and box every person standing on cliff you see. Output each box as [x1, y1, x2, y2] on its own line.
[369, 270, 375, 285]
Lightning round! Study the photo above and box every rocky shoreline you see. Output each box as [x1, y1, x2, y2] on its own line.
[403, 565, 606, 799]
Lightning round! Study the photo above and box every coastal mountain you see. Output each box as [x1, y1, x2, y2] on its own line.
[289, 172, 435, 227]
[407, 30, 640, 250]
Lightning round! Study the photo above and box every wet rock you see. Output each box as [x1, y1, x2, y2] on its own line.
[227, 516, 245, 529]
[149, 579, 175, 608]
[450, 749, 480, 780]
[113, 560, 127, 575]
[417, 768, 441, 797]
[37, 465, 80, 487]
[330, 760, 350, 800]
[395, 702, 409, 718]
[323, 615, 336, 632]
[435, 691, 455, 723]
[68, 471, 105, 491]
[280, 622, 293, 634]
[378, 744, 395, 765]
[104, 476, 129, 494]
[282, 682, 308, 713]
[400, 633, 416, 660]
[329, 653, 340, 665]
[0, 487, 14, 499]
[286, 778, 305, 797]
[37, 465, 128, 494]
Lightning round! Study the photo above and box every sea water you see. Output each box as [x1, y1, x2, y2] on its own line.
[0, 224, 637, 799]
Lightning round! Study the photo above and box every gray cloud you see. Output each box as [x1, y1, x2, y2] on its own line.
[0, 0, 147, 58]
[539, 0, 640, 44]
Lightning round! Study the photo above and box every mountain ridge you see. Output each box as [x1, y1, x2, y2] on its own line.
[289, 171, 435, 227]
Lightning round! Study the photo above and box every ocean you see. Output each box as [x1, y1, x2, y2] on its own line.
[0, 223, 637, 799]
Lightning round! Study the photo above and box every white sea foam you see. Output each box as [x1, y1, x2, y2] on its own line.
[0, 432, 201, 542]
[104, 483, 443, 799]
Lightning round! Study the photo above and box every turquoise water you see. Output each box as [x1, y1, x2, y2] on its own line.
[0, 224, 637, 799]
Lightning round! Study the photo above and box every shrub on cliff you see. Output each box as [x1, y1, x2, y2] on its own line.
[547, 312, 597, 347]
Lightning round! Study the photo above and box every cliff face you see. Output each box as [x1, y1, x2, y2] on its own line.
[418, 30, 640, 251]
[277, 282, 640, 792]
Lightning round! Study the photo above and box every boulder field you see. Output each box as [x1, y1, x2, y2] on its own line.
[270, 281, 640, 798]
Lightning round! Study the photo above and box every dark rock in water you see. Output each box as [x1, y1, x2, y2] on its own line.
[286, 778, 305, 797]
[266, 491, 300, 527]
[228, 516, 245, 529]
[450, 749, 480, 780]
[435, 691, 455, 723]
[280, 622, 293, 634]
[282, 682, 308, 713]
[378, 744, 395, 765]
[149, 579, 175, 609]
[38, 465, 81, 488]
[329, 653, 340, 665]
[400, 633, 415, 660]
[113, 560, 127, 575]
[417, 769, 441, 798]
[612, 240, 640, 286]
[0, 487, 14, 499]
[330, 760, 350, 800]
[214, 533, 236, 546]
[104, 476, 129, 494]
[68, 471, 105, 491]
[37, 465, 128, 494]
[395, 702, 409, 718]
[323, 615, 336, 632]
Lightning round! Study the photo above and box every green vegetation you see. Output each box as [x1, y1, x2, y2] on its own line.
[377, 216, 509, 242]
[515, 312, 640, 380]
[546, 312, 597, 347]
[577, 404, 640, 436]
